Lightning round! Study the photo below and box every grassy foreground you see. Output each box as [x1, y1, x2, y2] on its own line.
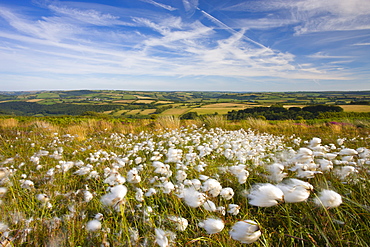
[0, 116, 369, 246]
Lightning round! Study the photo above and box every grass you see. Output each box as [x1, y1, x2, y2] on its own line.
[191, 108, 242, 115]
[0, 116, 369, 246]
[161, 108, 190, 116]
[339, 105, 370, 112]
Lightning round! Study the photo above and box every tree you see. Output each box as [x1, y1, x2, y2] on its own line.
[180, 112, 198, 120]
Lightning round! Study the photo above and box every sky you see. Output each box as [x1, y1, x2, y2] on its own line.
[0, 0, 369, 92]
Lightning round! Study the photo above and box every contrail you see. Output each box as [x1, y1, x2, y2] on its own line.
[139, 0, 269, 50]
[197, 7, 269, 50]
[139, 0, 177, 11]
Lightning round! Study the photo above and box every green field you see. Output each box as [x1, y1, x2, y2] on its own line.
[0, 90, 369, 118]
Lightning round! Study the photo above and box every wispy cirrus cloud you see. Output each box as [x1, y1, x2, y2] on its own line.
[139, 0, 177, 11]
[0, 0, 367, 91]
[352, 42, 370, 46]
[223, 0, 370, 34]
[307, 52, 354, 59]
[46, 4, 132, 26]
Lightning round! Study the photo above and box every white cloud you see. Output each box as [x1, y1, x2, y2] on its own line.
[0, 0, 366, 91]
[139, 0, 177, 11]
[47, 4, 122, 25]
[222, 0, 370, 34]
[353, 42, 370, 46]
[307, 52, 353, 59]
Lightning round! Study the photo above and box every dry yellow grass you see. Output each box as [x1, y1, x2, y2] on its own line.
[135, 100, 155, 103]
[161, 108, 189, 115]
[65, 125, 88, 141]
[339, 105, 370, 112]
[112, 100, 135, 103]
[26, 99, 44, 102]
[155, 100, 174, 104]
[201, 103, 247, 108]
[28, 120, 59, 135]
[141, 109, 157, 115]
[112, 110, 129, 116]
[0, 118, 18, 128]
[154, 115, 181, 130]
[133, 95, 153, 99]
[125, 110, 142, 115]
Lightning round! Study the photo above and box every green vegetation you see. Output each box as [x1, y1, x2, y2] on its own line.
[0, 116, 369, 246]
[227, 104, 361, 120]
[0, 90, 368, 120]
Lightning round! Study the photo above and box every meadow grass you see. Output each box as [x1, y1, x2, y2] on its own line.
[339, 105, 370, 112]
[161, 108, 189, 116]
[0, 116, 369, 246]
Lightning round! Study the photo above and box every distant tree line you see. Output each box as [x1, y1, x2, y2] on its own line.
[0, 101, 174, 116]
[0, 102, 122, 116]
[350, 101, 370, 105]
[227, 105, 345, 120]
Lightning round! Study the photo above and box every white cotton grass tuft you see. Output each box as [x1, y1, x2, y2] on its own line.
[229, 164, 249, 184]
[314, 189, 342, 208]
[266, 163, 287, 183]
[152, 161, 172, 177]
[182, 187, 206, 208]
[227, 204, 240, 215]
[135, 188, 144, 202]
[176, 170, 187, 182]
[127, 168, 141, 184]
[333, 166, 357, 180]
[0, 187, 7, 197]
[145, 188, 157, 197]
[0, 167, 10, 180]
[86, 214, 103, 232]
[229, 220, 261, 244]
[203, 200, 217, 212]
[36, 193, 52, 208]
[100, 184, 127, 209]
[103, 170, 126, 185]
[183, 179, 202, 190]
[198, 217, 224, 234]
[309, 137, 322, 149]
[161, 181, 175, 194]
[277, 178, 313, 203]
[339, 148, 358, 156]
[201, 178, 222, 197]
[154, 228, 169, 247]
[20, 180, 34, 190]
[0, 222, 8, 232]
[247, 183, 284, 207]
[220, 187, 234, 200]
[168, 216, 188, 231]
[83, 190, 94, 203]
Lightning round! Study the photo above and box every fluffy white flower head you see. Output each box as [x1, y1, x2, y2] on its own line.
[229, 220, 261, 244]
[277, 178, 313, 203]
[168, 216, 188, 231]
[86, 219, 101, 232]
[198, 217, 224, 234]
[202, 178, 222, 197]
[314, 189, 342, 208]
[227, 204, 240, 215]
[100, 184, 127, 208]
[183, 187, 206, 208]
[154, 228, 169, 247]
[220, 187, 234, 200]
[248, 183, 284, 207]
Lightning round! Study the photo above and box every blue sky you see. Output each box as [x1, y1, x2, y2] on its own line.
[0, 0, 369, 91]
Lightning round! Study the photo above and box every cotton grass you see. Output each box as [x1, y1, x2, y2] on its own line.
[0, 120, 369, 246]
